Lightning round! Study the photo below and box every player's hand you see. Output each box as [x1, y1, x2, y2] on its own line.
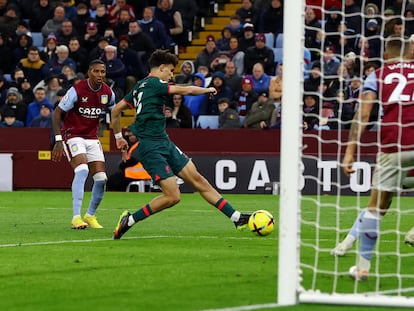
[116, 138, 129, 160]
[51, 142, 64, 162]
[342, 153, 355, 177]
[208, 87, 217, 96]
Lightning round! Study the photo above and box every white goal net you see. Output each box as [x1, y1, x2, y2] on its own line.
[279, 0, 414, 307]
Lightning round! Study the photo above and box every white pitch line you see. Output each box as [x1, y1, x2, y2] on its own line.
[198, 302, 280, 311]
[0, 234, 276, 248]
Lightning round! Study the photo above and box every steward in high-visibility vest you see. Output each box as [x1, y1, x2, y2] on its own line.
[124, 142, 151, 180]
[106, 142, 151, 191]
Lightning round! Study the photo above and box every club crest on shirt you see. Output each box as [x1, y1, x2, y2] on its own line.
[101, 95, 108, 105]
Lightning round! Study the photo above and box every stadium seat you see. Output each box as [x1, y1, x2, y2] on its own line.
[275, 33, 283, 48]
[3, 74, 12, 82]
[31, 32, 44, 47]
[126, 180, 151, 192]
[273, 47, 283, 66]
[264, 33, 275, 49]
[196, 115, 219, 129]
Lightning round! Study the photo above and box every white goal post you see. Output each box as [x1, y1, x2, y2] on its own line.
[278, 0, 414, 308]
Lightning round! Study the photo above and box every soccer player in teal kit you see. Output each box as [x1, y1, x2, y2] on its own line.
[111, 50, 250, 239]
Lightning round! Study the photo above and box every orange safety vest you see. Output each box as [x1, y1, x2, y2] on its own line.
[124, 142, 151, 180]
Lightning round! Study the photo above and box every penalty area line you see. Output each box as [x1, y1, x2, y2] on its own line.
[198, 302, 280, 311]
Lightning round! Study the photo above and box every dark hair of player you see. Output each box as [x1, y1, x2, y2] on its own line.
[149, 49, 178, 69]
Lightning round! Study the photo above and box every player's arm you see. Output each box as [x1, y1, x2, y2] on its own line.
[169, 84, 217, 96]
[343, 91, 376, 176]
[51, 106, 66, 162]
[111, 99, 129, 159]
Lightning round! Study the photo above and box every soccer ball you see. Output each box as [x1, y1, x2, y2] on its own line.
[248, 210, 275, 236]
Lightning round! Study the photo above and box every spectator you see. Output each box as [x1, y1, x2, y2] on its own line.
[9, 68, 25, 89]
[30, 0, 54, 32]
[0, 5, 20, 40]
[128, 20, 156, 63]
[243, 91, 275, 129]
[102, 44, 126, 100]
[344, 0, 362, 35]
[218, 97, 240, 129]
[12, 20, 32, 43]
[235, 75, 258, 116]
[257, 0, 283, 35]
[238, 22, 255, 52]
[0, 109, 24, 127]
[56, 19, 78, 46]
[303, 94, 320, 130]
[0, 33, 13, 74]
[88, 0, 102, 19]
[13, 34, 33, 66]
[139, 6, 172, 49]
[29, 103, 54, 147]
[82, 21, 101, 51]
[304, 61, 322, 92]
[322, 44, 340, 78]
[226, 14, 243, 38]
[269, 63, 283, 104]
[183, 73, 208, 119]
[47, 45, 77, 76]
[235, 0, 257, 25]
[174, 60, 195, 85]
[197, 65, 212, 86]
[35, 75, 63, 105]
[164, 106, 180, 128]
[60, 64, 80, 89]
[113, 8, 132, 38]
[216, 26, 232, 51]
[103, 28, 118, 46]
[40, 33, 58, 62]
[87, 36, 110, 63]
[224, 61, 242, 97]
[68, 36, 88, 74]
[244, 33, 275, 75]
[172, 0, 198, 33]
[71, 3, 90, 39]
[108, 0, 135, 28]
[0, 87, 27, 125]
[26, 86, 54, 126]
[61, 0, 77, 21]
[206, 71, 234, 115]
[0, 75, 9, 108]
[94, 4, 110, 35]
[117, 35, 146, 93]
[17, 77, 34, 105]
[304, 6, 322, 57]
[170, 94, 193, 128]
[41, 6, 66, 39]
[324, 6, 342, 48]
[194, 35, 219, 72]
[251, 62, 271, 95]
[154, 0, 185, 47]
[227, 36, 245, 76]
[17, 46, 50, 86]
[210, 51, 231, 73]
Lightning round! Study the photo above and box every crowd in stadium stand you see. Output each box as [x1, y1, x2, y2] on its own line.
[0, 0, 409, 130]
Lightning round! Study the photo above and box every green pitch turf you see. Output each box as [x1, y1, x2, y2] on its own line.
[0, 191, 412, 311]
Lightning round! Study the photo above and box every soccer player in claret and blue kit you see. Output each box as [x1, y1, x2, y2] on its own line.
[52, 59, 116, 229]
[111, 49, 251, 239]
[330, 35, 414, 281]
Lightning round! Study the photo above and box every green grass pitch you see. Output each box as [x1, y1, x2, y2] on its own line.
[0, 191, 413, 311]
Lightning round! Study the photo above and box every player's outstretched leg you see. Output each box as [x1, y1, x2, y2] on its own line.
[113, 211, 132, 239]
[405, 227, 414, 246]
